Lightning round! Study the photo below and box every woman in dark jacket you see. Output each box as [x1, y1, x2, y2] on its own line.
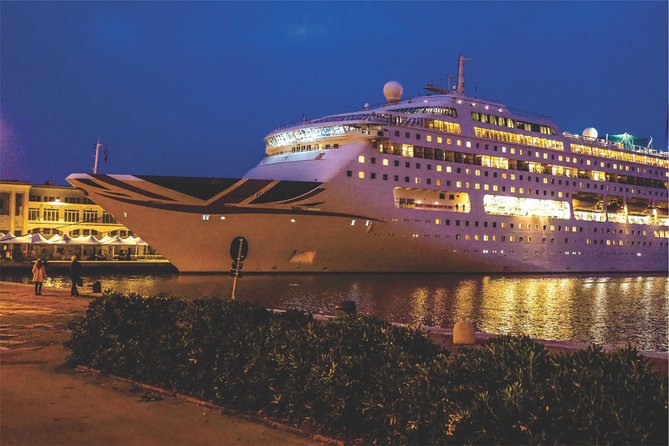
[69, 255, 82, 296]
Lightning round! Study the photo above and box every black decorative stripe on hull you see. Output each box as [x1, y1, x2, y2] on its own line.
[250, 181, 322, 204]
[97, 193, 384, 222]
[210, 179, 273, 204]
[91, 175, 176, 201]
[77, 178, 110, 190]
[279, 187, 325, 204]
[136, 175, 240, 201]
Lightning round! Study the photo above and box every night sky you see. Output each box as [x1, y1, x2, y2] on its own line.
[2, 1, 667, 185]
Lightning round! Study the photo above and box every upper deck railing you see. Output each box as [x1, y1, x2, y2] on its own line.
[563, 132, 668, 159]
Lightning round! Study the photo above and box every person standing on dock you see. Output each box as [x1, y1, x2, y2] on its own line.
[31, 258, 47, 295]
[69, 255, 82, 296]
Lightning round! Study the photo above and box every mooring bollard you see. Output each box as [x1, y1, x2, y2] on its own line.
[335, 300, 357, 316]
[453, 319, 476, 345]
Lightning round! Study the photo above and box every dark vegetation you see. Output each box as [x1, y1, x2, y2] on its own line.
[66, 292, 668, 445]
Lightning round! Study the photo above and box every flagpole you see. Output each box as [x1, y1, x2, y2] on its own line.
[93, 137, 101, 174]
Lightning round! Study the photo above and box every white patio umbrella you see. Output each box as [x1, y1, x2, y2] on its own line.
[133, 237, 149, 246]
[10, 233, 53, 244]
[103, 235, 136, 259]
[0, 232, 16, 242]
[70, 235, 101, 258]
[70, 235, 101, 245]
[98, 235, 114, 244]
[48, 234, 74, 244]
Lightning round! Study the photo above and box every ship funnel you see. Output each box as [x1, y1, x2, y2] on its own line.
[383, 81, 403, 104]
[456, 54, 471, 95]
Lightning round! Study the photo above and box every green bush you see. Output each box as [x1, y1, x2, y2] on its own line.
[66, 292, 668, 445]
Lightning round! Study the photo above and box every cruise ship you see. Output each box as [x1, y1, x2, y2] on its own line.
[67, 56, 669, 273]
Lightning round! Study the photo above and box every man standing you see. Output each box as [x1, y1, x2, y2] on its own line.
[69, 255, 82, 296]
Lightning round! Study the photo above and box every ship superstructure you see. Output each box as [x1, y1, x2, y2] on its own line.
[67, 56, 669, 273]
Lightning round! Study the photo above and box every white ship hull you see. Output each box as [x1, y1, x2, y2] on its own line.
[67, 142, 668, 273]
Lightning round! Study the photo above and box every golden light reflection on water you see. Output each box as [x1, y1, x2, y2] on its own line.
[4, 272, 668, 351]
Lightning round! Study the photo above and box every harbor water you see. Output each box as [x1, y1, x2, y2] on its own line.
[2, 271, 667, 351]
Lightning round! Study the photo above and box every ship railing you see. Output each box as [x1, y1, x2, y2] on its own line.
[563, 132, 669, 158]
[270, 112, 462, 136]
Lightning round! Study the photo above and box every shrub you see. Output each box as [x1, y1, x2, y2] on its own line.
[66, 293, 668, 445]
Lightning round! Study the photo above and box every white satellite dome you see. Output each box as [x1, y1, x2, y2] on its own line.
[383, 81, 403, 103]
[582, 127, 598, 139]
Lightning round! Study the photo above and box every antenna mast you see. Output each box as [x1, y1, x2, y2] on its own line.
[456, 54, 471, 95]
[93, 137, 102, 174]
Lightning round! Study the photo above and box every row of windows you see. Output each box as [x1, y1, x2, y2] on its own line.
[571, 143, 668, 169]
[398, 216, 658, 236]
[27, 209, 116, 224]
[28, 195, 94, 204]
[390, 106, 458, 118]
[372, 141, 667, 191]
[348, 169, 669, 205]
[450, 233, 661, 246]
[471, 112, 556, 135]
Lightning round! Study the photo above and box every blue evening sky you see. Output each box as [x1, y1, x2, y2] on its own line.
[1, 1, 667, 184]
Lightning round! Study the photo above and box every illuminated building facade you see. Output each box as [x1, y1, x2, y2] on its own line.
[0, 180, 133, 238]
[66, 58, 668, 273]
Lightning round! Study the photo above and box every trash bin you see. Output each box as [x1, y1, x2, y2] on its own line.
[91, 281, 102, 293]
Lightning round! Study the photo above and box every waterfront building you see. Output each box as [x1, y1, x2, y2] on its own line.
[67, 57, 669, 273]
[0, 180, 143, 260]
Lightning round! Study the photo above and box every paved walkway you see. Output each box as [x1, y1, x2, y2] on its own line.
[0, 282, 322, 446]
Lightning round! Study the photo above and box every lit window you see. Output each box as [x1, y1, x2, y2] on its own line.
[456, 181, 462, 188]
[351, 219, 356, 226]
[358, 171, 365, 179]
[437, 165, 442, 172]
[202, 214, 210, 221]
[383, 159, 389, 166]
[510, 187, 515, 193]
[475, 183, 481, 190]
[426, 135, 432, 142]
[475, 170, 480, 176]
[483, 235, 489, 241]
[558, 191, 563, 198]
[446, 166, 452, 173]
[436, 179, 441, 186]
[435, 219, 441, 225]
[466, 141, 472, 148]
[437, 137, 443, 143]
[484, 184, 490, 191]
[492, 185, 498, 191]
[358, 156, 365, 163]
[457, 140, 462, 146]
[543, 178, 548, 184]
[290, 218, 296, 223]
[483, 194, 571, 220]
[415, 177, 421, 184]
